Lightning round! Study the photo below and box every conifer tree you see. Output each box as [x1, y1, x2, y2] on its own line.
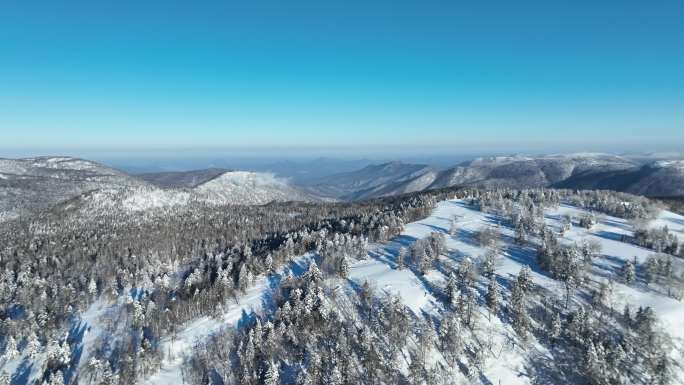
[485, 275, 499, 320]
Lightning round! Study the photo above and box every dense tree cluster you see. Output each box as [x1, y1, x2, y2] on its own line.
[1, 185, 680, 385]
[632, 226, 681, 255]
[564, 190, 661, 220]
[0, 186, 468, 384]
[410, 232, 447, 274]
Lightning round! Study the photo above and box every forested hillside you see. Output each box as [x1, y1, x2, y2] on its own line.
[2, 186, 684, 384]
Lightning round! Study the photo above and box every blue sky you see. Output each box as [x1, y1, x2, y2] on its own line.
[1, 0, 683, 155]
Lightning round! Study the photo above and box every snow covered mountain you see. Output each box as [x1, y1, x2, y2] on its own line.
[313, 153, 684, 200]
[0, 156, 149, 220]
[305, 161, 439, 200]
[432, 153, 638, 189]
[0, 157, 323, 220]
[136, 168, 231, 188]
[194, 171, 321, 205]
[555, 159, 684, 197]
[58, 172, 323, 216]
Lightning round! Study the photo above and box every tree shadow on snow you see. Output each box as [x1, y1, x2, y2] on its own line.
[236, 309, 258, 330]
[599, 218, 632, 231]
[372, 235, 418, 268]
[502, 244, 548, 279]
[522, 347, 585, 385]
[420, 223, 448, 234]
[454, 228, 482, 248]
[592, 230, 625, 242]
[482, 213, 508, 228]
[9, 360, 32, 385]
[449, 200, 476, 210]
[260, 257, 311, 315]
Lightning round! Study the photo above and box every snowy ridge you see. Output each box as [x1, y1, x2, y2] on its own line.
[0, 156, 150, 219]
[310, 153, 684, 200]
[0, 157, 324, 221]
[134, 199, 683, 384]
[4, 196, 683, 384]
[653, 160, 684, 170]
[349, 199, 684, 383]
[195, 171, 319, 205]
[63, 171, 321, 215]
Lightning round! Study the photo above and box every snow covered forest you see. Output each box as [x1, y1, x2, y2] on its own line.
[1, 187, 684, 385]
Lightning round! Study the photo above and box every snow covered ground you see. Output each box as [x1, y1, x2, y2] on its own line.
[5, 197, 683, 384]
[138, 198, 684, 384]
[132, 199, 684, 384]
[141, 255, 314, 385]
[346, 199, 684, 384]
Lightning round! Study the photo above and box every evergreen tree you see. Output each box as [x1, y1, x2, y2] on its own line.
[445, 272, 459, 308]
[396, 247, 407, 270]
[510, 279, 530, 337]
[516, 265, 533, 293]
[485, 275, 499, 320]
[26, 330, 41, 358]
[87, 277, 98, 297]
[264, 360, 279, 385]
[644, 256, 659, 285]
[620, 260, 636, 284]
[408, 347, 426, 385]
[515, 221, 527, 245]
[549, 312, 562, 346]
[2, 336, 19, 361]
[480, 250, 497, 278]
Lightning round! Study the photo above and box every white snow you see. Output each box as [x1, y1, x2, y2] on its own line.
[121, 188, 194, 211]
[650, 209, 684, 236]
[120, 198, 684, 384]
[653, 160, 684, 170]
[4, 197, 684, 385]
[195, 171, 312, 205]
[347, 198, 684, 384]
[141, 254, 314, 385]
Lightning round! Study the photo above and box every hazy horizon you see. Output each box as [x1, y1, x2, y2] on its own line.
[3, 146, 684, 180]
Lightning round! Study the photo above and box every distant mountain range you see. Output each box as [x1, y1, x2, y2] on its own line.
[2, 153, 683, 221]
[304, 153, 684, 200]
[0, 157, 321, 220]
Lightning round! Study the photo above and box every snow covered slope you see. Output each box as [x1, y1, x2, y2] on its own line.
[0, 157, 324, 220]
[56, 171, 323, 216]
[133, 198, 684, 384]
[305, 161, 438, 200]
[194, 171, 321, 205]
[0, 156, 149, 220]
[5, 193, 682, 384]
[345, 198, 684, 383]
[137, 168, 231, 188]
[310, 153, 684, 200]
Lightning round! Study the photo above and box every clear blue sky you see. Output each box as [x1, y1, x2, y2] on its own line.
[1, 0, 683, 155]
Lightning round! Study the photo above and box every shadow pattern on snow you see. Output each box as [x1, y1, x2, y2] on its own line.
[9, 360, 33, 385]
